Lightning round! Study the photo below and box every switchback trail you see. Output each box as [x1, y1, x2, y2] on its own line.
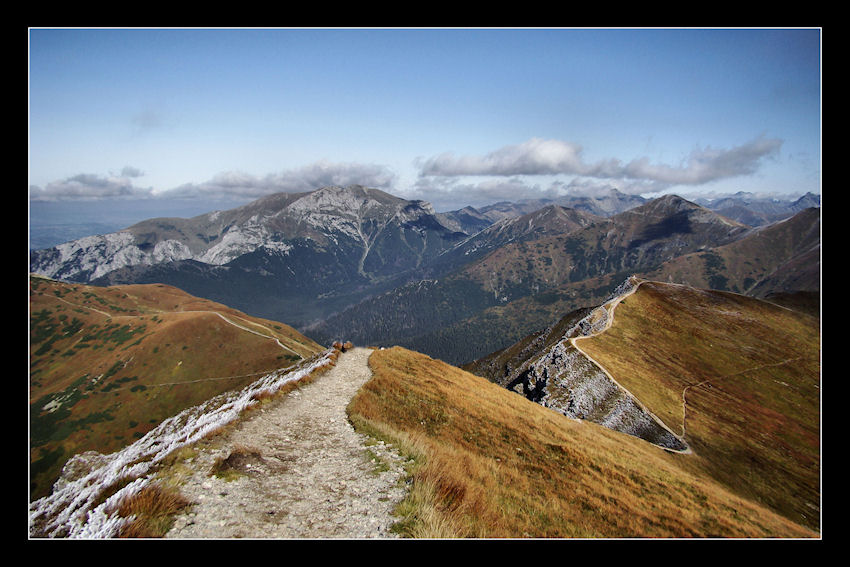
[165, 347, 410, 539]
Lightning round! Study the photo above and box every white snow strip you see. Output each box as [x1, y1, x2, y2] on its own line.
[29, 348, 336, 539]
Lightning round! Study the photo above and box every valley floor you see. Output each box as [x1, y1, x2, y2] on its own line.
[165, 348, 410, 539]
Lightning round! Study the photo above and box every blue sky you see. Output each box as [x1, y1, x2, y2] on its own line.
[29, 27, 821, 234]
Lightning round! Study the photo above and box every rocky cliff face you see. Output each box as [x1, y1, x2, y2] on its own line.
[29, 185, 467, 284]
[510, 336, 687, 451]
[473, 279, 688, 452]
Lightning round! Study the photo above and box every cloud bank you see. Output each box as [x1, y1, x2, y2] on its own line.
[29, 136, 783, 212]
[163, 161, 397, 200]
[29, 172, 154, 201]
[408, 136, 783, 210]
[418, 136, 782, 186]
[29, 161, 398, 202]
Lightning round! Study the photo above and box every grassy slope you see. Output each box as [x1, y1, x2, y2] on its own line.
[575, 281, 820, 531]
[642, 207, 821, 297]
[395, 208, 819, 366]
[29, 275, 324, 500]
[349, 346, 816, 538]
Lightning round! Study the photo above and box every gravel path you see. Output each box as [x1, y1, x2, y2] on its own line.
[165, 347, 410, 539]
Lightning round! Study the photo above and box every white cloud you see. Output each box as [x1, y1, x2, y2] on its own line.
[30, 161, 399, 203]
[28, 137, 784, 212]
[29, 172, 154, 202]
[621, 137, 783, 185]
[418, 138, 604, 177]
[417, 136, 783, 187]
[119, 166, 145, 178]
[158, 161, 398, 200]
[406, 176, 606, 212]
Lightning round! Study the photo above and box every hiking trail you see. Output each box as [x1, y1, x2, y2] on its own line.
[165, 347, 410, 539]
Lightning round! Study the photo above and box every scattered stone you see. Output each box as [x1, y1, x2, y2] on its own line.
[165, 348, 408, 539]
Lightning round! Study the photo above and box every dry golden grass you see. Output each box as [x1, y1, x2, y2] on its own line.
[580, 282, 820, 529]
[112, 483, 192, 538]
[574, 281, 820, 531]
[29, 275, 326, 500]
[349, 346, 816, 538]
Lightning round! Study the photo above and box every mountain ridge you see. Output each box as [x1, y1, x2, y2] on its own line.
[31, 185, 462, 283]
[29, 276, 820, 538]
[464, 278, 820, 531]
[31, 186, 477, 328]
[310, 193, 802, 364]
[30, 186, 820, 365]
[28, 274, 324, 500]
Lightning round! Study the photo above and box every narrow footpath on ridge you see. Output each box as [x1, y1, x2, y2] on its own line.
[165, 347, 410, 539]
[571, 280, 692, 453]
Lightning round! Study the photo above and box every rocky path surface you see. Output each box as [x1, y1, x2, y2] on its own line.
[165, 347, 410, 539]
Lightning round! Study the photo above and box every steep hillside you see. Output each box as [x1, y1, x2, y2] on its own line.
[348, 346, 815, 537]
[572, 281, 820, 530]
[463, 194, 748, 303]
[29, 275, 323, 500]
[425, 204, 603, 276]
[463, 278, 688, 452]
[30, 185, 472, 327]
[31, 186, 458, 282]
[453, 205, 819, 370]
[31, 188, 820, 370]
[29, 344, 340, 538]
[313, 195, 755, 364]
[468, 280, 820, 531]
[384, 205, 819, 365]
[643, 207, 821, 298]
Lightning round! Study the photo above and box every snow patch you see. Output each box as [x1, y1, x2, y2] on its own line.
[29, 349, 336, 539]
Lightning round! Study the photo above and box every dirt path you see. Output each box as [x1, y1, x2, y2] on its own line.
[570, 280, 692, 454]
[165, 347, 410, 539]
[680, 356, 805, 439]
[52, 292, 310, 359]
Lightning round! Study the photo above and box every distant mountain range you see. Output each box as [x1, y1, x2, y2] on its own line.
[308, 192, 819, 364]
[694, 191, 820, 226]
[30, 185, 820, 365]
[31, 186, 469, 327]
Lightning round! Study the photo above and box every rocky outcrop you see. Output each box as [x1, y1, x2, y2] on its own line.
[502, 279, 688, 452]
[29, 185, 469, 285]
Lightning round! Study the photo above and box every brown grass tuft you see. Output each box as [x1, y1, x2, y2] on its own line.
[112, 483, 191, 538]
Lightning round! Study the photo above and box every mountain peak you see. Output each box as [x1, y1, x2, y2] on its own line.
[636, 194, 742, 226]
[623, 194, 698, 218]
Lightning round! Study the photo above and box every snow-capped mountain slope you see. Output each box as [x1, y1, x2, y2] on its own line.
[29, 185, 464, 284]
[29, 185, 476, 328]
